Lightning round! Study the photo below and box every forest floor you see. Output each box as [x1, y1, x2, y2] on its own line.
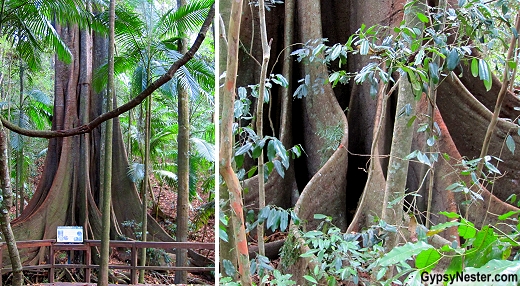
[16, 158, 216, 285]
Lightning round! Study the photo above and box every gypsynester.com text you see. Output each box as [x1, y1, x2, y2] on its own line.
[421, 271, 518, 285]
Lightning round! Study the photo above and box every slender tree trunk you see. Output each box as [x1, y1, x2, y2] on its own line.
[16, 60, 24, 216]
[175, 0, 190, 282]
[218, 0, 238, 278]
[127, 107, 132, 158]
[139, 84, 151, 283]
[0, 122, 23, 286]
[174, 0, 190, 284]
[98, 0, 115, 284]
[255, 0, 270, 259]
[381, 2, 425, 274]
[220, 0, 252, 283]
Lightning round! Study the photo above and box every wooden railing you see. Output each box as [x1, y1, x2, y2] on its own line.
[0, 239, 215, 284]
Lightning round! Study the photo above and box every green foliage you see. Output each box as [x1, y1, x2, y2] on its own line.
[374, 210, 519, 284]
[289, 0, 520, 104]
[245, 206, 299, 233]
[296, 215, 392, 285]
[233, 74, 303, 178]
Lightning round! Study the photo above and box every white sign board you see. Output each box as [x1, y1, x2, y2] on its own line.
[57, 226, 83, 243]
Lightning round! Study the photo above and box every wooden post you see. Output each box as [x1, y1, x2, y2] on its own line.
[0, 242, 4, 285]
[131, 242, 137, 284]
[49, 243, 54, 283]
[85, 242, 91, 283]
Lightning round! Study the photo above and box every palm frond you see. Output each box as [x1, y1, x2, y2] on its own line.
[11, 133, 24, 152]
[190, 137, 215, 162]
[127, 162, 145, 183]
[27, 90, 52, 106]
[154, 169, 178, 187]
[191, 199, 215, 232]
[156, 0, 214, 38]
[93, 54, 141, 92]
[2, 3, 73, 69]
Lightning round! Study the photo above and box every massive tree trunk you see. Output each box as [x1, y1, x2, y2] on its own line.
[9, 19, 172, 266]
[226, 0, 520, 282]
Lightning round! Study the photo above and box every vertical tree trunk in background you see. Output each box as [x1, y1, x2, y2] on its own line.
[381, 1, 425, 255]
[98, 0, 115, 284]
[16, 60, 24, 216]
[175, 0, 190, 282]
[0, 123, 22, 286]
[255, 0, 271, 259]
[139, 100, 150, 283]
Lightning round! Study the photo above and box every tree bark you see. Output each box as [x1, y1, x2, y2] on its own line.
[175, 0, 190, 283]
[98, 0, 115, 284]
[0, 122, 22, 286]
[219, 0, 252, 283]
[255, 0, 271, 259]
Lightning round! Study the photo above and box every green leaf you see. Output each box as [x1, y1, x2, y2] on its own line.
[247, 166, 257, 178]
[291, 145, 302, 158]
[376, 267, 387, 281]
[279, 210, 289, 231]
[506, 194, 517, 204]
[266, 208, 280, 231]
[252, 145, 262, 159]
[378, 241, 434, 267]
[479, 59, 492, 91]
[303, 275, 318, 284]
[219, 225, 229, 242]
[465, 226, 500, 268]
[403, 270, 423, 286]
[446, 49, 460, 71]
[235, 142, 252, 156]
[427, 221, 460, 236]
[471, 58, 479, 77]
[273, 160, 285, 178]
[498, 210, 520, 221]
[416, 12, 429, 23]
[445, 255, 463, 279]
[258, 206, 271, 221]
[314, 214, 329, 220]
[407, 70, 422, 95]
[440, 211, 460, 219]
[508, 60, 517, 70]
[269, 139, 290, 168]
[272, 74, 289, 87]
[458, 219, 477, 239]
[223, 259, 237, 277]
[312, 43, 326, 57]
[428, 62, 439, 84]
[415, 248, 441, 272]
[506, 135, 515, 155]
[359, 39, 369, 55]
[330, 44, 342, 60]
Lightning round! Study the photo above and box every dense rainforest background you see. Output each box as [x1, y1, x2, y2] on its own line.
[0, 0, 216, 285]
[220, 0, 520, 285]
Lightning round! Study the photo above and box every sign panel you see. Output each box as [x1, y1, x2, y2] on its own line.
[57, 226, 83, 243]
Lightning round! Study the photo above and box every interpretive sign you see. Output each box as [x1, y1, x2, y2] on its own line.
[57, 226, 83, 243]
